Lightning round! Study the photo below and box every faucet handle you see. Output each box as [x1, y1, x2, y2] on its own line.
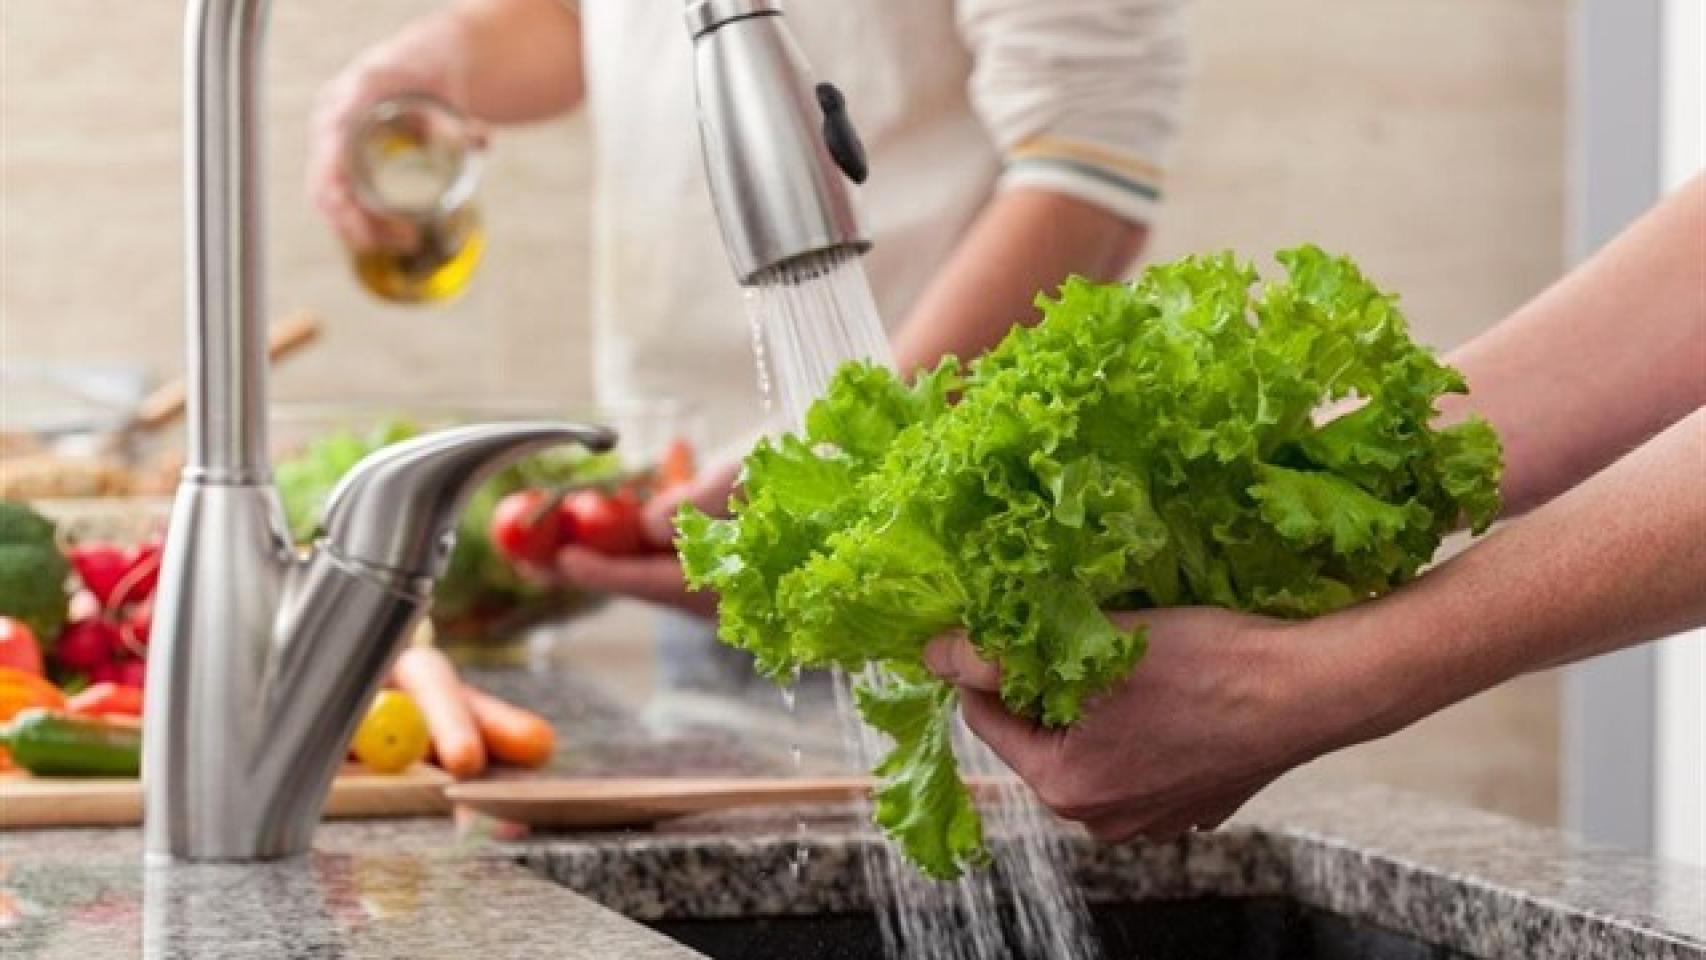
[320, 422, 616, 579]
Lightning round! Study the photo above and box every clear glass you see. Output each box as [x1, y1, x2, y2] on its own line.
[347, 93, 485, 305]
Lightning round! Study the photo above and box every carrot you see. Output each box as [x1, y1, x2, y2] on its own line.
[463, 685, 555, 768]
[657, 437, 696, 492]
[67, 682, 145, 718]
[392, 646, 485, 779]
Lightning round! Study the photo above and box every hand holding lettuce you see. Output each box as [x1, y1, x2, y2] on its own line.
[678, 247, 1503, 879]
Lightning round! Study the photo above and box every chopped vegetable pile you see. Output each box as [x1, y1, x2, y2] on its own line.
[678, 247, 1504, 879]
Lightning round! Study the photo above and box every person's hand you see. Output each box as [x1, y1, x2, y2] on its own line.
[306, 15, 478, 252]
[543, 460, 741, 617]
[924, 608, 1372, 842]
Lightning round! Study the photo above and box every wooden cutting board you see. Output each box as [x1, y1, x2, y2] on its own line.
[0, 764, 452, 829]
[445, 775, 1016, 829]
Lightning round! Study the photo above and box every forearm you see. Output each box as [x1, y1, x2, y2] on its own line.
[372, 0, 584, 123]
[889, 188, 1147, 377]
[1320, 408, 1706, 748]
[1439, 175, 1706, 515]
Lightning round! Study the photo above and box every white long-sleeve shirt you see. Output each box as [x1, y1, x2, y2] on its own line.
[577, 0, 1190, 456]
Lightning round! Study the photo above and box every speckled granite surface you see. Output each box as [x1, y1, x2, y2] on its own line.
[511, 782, 1705, 960]
[2, 644, 1700, 959]
[0, 842, 698, 959]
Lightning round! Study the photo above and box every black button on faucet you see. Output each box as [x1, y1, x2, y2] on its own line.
[816, 83, 868, 184]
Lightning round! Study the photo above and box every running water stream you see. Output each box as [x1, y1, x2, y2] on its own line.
[743, 249, 1099, 960]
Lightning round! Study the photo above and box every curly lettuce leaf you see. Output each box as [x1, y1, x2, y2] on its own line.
[856, 675, 987, 880]
[679, 246, 1504, 878]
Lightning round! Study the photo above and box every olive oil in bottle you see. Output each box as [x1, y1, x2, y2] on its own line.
[348, 94, 485, 305]
[352, 208, 485, 304]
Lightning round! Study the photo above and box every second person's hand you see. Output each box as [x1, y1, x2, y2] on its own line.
[307, 13, 478, 252]
[544, 459, 740, 617]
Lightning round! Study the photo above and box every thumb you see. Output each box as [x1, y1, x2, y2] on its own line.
[640, 484, 695, 547]
[922, 632, 1001, 692]
[642, 459, 741, 545]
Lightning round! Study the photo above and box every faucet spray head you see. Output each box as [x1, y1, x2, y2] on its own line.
[685, 0, 870, 285]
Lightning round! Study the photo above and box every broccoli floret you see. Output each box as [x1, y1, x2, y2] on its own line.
[0, 542, 70, 647]
[0, 500, 57, 548]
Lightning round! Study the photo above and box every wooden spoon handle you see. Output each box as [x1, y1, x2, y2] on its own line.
[133, 310, 323, 432]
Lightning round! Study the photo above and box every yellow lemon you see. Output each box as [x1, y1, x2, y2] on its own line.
[351, 690, 430, 774]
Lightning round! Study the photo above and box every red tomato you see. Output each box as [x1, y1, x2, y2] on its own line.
[0, 617, 44, 676]
[489, 489, 567, 567]
[559, 489, 645, 556]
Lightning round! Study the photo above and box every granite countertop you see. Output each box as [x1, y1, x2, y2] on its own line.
[0, 846, 694, 960]
[2, 604, 1702, 959]
[517, 783, 1706, 959]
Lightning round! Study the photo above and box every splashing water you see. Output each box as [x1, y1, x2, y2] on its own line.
[834, 669, 1098, 960]
[780, 668, 812, 880]
[745, 250, 894, 426]
[744, 248, 1099, 960]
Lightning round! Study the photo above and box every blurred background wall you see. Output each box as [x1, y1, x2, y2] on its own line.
[1, 1, 1567, 823]
[2, 0, 597, 415]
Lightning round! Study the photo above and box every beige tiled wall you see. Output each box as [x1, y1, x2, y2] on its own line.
[2, 0, 596, 415]
[1152, 0, 1567, 827]
[2, 0, 1565, 824]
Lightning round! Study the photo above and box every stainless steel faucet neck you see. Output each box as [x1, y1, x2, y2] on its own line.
[150, 0, 615, 862]
[185, 0, 271, 480]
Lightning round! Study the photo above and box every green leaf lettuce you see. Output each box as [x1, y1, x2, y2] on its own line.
[679, 246, 1504, 879]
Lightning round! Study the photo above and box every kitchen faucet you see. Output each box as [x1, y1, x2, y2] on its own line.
[144, 0, 866, 863]
[143, 0, 612, 861]
[685, 0, 871, 283]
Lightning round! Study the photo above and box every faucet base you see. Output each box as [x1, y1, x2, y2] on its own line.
[143, 482, 429, 862]
[144, 482, 291, 860]
[144, 424, 612, 861]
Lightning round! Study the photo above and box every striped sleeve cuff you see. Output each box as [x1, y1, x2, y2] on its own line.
[1000, 135, 1166, 225]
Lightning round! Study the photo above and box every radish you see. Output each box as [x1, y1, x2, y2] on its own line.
[68, 541, 163, 610]
[68, 545, 130, 609]
[116, 658, 148, 690]
[56, 618, 123, 673]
